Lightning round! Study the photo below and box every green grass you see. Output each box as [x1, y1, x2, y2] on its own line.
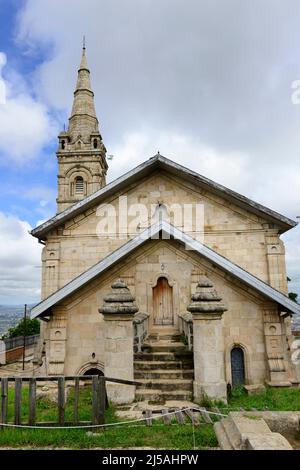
[225, 386, 300, 411]
[2, 384, 300, 449]
[0, 424, 217, 450]
[6, 385, 107, 424]
[0, 385, 217, 449]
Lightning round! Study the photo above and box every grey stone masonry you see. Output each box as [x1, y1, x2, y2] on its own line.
[99, 280, 138, 404]
[188, 276, 227, 402]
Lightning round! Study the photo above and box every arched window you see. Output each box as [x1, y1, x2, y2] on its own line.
[93, 138, 98, 149]
[231, 347, 245, 387]
[75, 176, 84, 194]
[61, 139, 65, 150]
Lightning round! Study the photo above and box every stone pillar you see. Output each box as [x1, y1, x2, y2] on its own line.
[99, 280, 138, 404]
[48, 307, 67, 375]
[187, 276, 227, 402]
[263, 308, 291, 386]
[265, 233, 288, 294]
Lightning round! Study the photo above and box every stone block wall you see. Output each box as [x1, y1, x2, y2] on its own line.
[41, 172, 287, 299]
[42, 238, 289, 390]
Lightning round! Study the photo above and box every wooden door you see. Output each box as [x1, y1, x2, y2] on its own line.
[153, 277, 174, 325]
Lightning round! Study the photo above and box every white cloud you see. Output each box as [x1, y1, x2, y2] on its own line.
[0, 52, 7, 105]
[0, 212, 42, 304]
[108, 130, 251, 194]
[0, 52, 57, 164]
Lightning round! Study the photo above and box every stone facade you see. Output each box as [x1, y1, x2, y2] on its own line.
[41, 172, 288, 299]
[32, 47, 298, 404]
[40, 238, 294, 401]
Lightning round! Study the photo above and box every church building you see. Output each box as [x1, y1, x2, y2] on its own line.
[31, 46, 300, 404]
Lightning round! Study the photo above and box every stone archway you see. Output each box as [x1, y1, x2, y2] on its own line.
[77, 361, 104, 376]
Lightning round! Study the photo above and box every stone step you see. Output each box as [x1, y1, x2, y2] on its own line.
[134, 360, 193, 370]
[147, 333, 182, 342]
[220, 417, 242, 450]
[135, 388, 193, 402]
[134, 351, 193, 362]
[213, 421, 233, 450]
[136, 379, 193, 391]
[134, 369, 194, 380]
[141, 342, 187, 353]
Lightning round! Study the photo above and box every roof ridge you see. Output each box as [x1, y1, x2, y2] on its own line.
[31, 154, 297, 240]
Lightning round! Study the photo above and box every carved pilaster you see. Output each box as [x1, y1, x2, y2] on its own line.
[265, 234, 288, 294]
[48, 307, 67, 375]
[263, 308, 291, 386]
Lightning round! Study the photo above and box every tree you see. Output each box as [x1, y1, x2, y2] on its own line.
[287, 277, 299, 303]
[2, 318, 40, 339]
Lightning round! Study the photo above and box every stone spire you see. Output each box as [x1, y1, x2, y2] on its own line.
[68, 45, 99, 141]
[187, 276, 227, 316]
[56, 44, 108, 213]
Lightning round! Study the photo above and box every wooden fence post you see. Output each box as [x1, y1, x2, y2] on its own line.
[58, 377, 65, 425]
[28, 378, 36, 426]
[14, 377, 22, 425]
[73, 377, 80, 425]
[92, 376, 99, 425]
[98, 376, 105, 425]
[1, 378, 8, 429]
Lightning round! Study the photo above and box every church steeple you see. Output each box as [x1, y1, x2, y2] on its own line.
[56, 44, 108, 213]
[68, 45, 98, 141]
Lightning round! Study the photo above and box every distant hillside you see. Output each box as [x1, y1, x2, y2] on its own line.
[0, 304, 36, 337]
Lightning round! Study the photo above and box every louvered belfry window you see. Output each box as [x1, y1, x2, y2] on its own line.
[75, 176, 84, 194]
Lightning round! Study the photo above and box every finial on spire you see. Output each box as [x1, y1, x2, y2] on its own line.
[83, 35, 86, 50]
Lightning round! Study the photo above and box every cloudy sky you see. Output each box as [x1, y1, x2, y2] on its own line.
[0, 0, 299, 304]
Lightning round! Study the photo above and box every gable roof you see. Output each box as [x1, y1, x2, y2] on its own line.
[31, 220, 300, 319]
[31, 154, 296, 240]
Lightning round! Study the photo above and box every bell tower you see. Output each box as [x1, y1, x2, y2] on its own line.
[56, 44, 108, 213]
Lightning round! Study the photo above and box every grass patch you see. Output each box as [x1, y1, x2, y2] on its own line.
[226, 386, 300, 411]
[0, 384, 217, 449]
[0, 424, 217, 450]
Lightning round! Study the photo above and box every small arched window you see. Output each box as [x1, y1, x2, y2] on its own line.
[75, 176, 84, 194]
[93, 138, 98, 149]
[61, 139, 65, 150]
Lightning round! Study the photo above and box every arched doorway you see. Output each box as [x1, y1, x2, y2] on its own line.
[153, 276, 174, 326]
[231, 347, 245, 387]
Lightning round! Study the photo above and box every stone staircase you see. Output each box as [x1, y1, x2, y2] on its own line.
[134, 331, 194, 402]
